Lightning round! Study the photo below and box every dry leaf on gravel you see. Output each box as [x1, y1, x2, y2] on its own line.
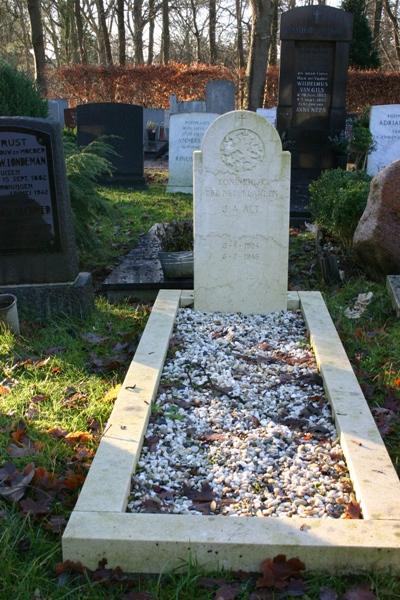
[342, 495, 362, 519]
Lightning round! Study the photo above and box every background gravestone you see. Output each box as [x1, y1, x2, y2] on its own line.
[256, 107, 277, 127]
[167, 112, 218, 194]
[277, 6, 353, 224]
[0, 117, 93, 319]
[205, 80, 235, 114]
[77, 103, 145, 188]
[367, 105, 400, 176]
[169, 95, 206, 114]
[48, 99, 68, 128]
[194, 111, 290, 314]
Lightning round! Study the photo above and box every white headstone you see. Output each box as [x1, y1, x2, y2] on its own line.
[367, 105, 400, 176]
[256, 107, 277, 127]
[167, 112, 218, 194]
[47, 99, 68, 128]
[194, 110, 290, 314]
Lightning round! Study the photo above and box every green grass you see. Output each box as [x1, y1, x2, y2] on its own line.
[0, 185, 399, 598]
[80, 184, 192, 271]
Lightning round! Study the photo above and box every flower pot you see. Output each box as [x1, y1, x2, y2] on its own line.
[158, 251, 194, 280]
[0, 293, 20, 334]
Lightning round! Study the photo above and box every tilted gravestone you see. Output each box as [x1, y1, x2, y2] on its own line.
[77, 103, 145, 188]
[166, 112, 218, 194]
[205, 80, 235, 114]
[367, 105, 400, 176]
[277, 6, 352, 222]
[0, 117, 93, 319]
[194, 111, 290, 314]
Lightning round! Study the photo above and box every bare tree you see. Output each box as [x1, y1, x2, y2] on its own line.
[209, 0, 217, 62]
[75, 0, 88, 62]
[27, 0, 47, 94]
[147, 0, 155, 64]
[246, 0, 274, 110]
[96, 0, 113, 64]
[161, 0, 170, 63]
[117, 0, 126, 64]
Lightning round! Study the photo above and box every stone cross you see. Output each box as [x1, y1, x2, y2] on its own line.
[193, 110, 291, 314]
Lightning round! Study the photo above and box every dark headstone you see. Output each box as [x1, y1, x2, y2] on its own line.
[277, 6, 353, 221]
[205, 80, 235, 114]
[0, 117, 93, 320]
[64, 108, 77, 129]
[77, 103, 146, 188]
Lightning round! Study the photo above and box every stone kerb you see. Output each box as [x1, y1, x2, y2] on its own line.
[194, 110, 291, 314]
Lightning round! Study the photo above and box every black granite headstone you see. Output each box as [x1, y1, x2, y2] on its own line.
[0, 117, 93, 319]
[277, 6, 353, 222]
[77, 103, 146, 188]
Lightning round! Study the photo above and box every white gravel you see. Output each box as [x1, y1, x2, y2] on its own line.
[127, 308, 355, 518]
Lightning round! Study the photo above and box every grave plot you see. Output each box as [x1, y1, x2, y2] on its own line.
[63, 112, 400, 574]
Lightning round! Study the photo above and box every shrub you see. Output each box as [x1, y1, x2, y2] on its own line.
[0, 60, 47, 117]
[309, 169, 371, 249]
[63, 135, 114, 250]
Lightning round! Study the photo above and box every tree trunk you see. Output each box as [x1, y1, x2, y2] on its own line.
[235, 0, 245, 69]
[190, 0, 203, 62]
[384, 0, 400, 64]
[147, 0, 155, 64]
[209, 0, 217, 63]
[161, 0, 170, 64]
[269, 0, 278, 65]
[97, 0, 113, 64]
[246, 0, 274, 111]
[117, 0, 126, 65]
[27, 0, 47, 95]
[133, 0, 144, 63]
[74, 0, 87, 63]
[373, 0, 383, 51]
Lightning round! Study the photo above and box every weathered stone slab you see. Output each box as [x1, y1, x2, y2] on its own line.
[367, 105, 400, 176]
[169, 95, 206, 114]
[353, 159, 400, 278]
[205, 80, 235, 114]
[166, 113, 218, 194]
[77, 103, 145, 188]
[194, 110, 290, 314]
[48, 99, 68, 127]
[387, 275, 400, 317]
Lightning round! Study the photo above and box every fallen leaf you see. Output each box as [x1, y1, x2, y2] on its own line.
[44, 515, 67, 533]
[62, 471, 85, 490]
[214, 583, 240, 599]
[55, 560, 85, 576]
[0, 385, 10, 395]
[51, 366, 62, 375]
[257, 554, 305, 590]
[64, 431, 94, 445]
[182, 482, 215, 502]
[81, 332, 108, 345]
[342, 496, 362, 519]
[319, 587, 338, 600]
[20, 494, 52, 515]
[342, 584, 377, 600]
[0, 462, 35, 502]
[48, 427, 68, 439]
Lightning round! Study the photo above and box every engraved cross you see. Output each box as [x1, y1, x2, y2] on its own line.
[238, 111, 246, 126]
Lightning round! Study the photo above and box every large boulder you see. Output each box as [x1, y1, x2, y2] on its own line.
[353, 160, 400, 279]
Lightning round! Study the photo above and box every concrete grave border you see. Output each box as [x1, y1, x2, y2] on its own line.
[63, 290, 400, 573]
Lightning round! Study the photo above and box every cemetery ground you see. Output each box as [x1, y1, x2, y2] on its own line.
[0, 180, 400, 598]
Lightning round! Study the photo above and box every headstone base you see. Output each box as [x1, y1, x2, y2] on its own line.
[166, 185, 192, 194]
[0, 272, 94, 321]
[387, 275, 400, 317]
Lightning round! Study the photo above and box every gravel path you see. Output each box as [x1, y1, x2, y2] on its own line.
[128, 308, 355, 518]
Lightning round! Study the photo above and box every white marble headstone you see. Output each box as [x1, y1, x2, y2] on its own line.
[194, 110, 290, 314]
[367, 105, 400, 176]
[167, 112, 218, 194]
[256, 107, 277, 127]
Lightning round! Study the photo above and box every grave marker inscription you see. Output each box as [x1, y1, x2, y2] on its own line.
[0, 117, 93, 319]
[194, 111, 290, 314]
[167, 112, 218, 194]
[367, 105, 400, 176]
[278, 6, 352, 220]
